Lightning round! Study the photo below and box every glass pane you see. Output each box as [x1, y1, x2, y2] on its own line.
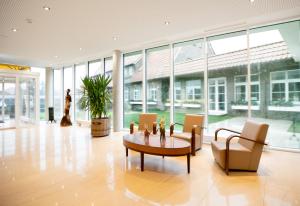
[104, 57, 113, 125]
[250, 20, 300, 149]
[31, 67, 46, 120]
[271, 71, 285, 80]
[123, 51, 143, 128]
[207, 30, 248, 139]
[146, 46, 170, 126]
[19, 78, 36, 122]
[75, 64, 87, 120]
[54, 69, 63, 120]
[173, 39, 205, 130]
[89, 60, 103, 77]
[0, 78, 16, 128]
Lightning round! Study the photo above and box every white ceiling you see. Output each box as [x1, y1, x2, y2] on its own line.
[0, 0, 300, 68]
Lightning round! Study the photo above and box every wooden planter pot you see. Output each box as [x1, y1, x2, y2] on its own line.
[91, 118, 110, 137]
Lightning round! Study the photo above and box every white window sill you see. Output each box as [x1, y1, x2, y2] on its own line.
[231, 105, 260, 110]
[268, 106, 300, 112]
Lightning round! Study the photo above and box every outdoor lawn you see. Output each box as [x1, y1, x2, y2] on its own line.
[124, 109, 234, 131]
[288, 121, 300, 133]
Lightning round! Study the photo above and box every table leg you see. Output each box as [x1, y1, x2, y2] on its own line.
[126, 147, 128, 157]
[141, 152, 144, 171]
[187, 153, 190, 174]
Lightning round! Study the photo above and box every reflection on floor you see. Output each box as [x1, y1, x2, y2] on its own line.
[0, 124, 299, 206]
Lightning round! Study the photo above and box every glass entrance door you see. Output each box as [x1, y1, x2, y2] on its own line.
[0, 77, 16, 128]
[208, 78, 227, 115]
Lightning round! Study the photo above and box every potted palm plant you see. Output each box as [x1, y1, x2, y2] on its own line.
[79, 75, 112, 137]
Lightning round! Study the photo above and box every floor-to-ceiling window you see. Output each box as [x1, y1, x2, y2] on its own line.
[0, 78, 16, 126]
[206, 31, 248, 138]
[63, 66, 74, 121]
[75, 64, 88, 120]
[88, 60, 103, 77]
[146, 46, 170, 126]
[250, 20, 300, 149]
[31, 67, 45, 120]
[53, 69, 63, 121]
[173, 39, 205, 130]
[123, 51, 143, 128]
[19, 78, 36, 122]
[104, 57, 113, 125]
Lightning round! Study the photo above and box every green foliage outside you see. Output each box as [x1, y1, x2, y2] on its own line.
[288, 121, 300, 133]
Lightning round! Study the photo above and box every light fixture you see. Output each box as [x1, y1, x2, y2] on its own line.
[164, 21, 170, 25]
[250, 0, 254, 3]
[43, 6, 50, 11]
[113, 36, 118, 41]
[54, 55, 58, 58]
[11, 28, 17, 32]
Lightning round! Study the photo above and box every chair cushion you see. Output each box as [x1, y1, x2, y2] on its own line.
[211, 140, 251, 170]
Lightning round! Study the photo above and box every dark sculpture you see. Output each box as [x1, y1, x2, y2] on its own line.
[60, 89, 72, 127]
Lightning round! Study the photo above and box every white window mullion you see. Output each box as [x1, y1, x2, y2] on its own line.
[142, 49, 146, 113]
[170, 44, 174, 124]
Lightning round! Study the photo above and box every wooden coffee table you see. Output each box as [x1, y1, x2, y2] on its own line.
[123, 132, 191, 173]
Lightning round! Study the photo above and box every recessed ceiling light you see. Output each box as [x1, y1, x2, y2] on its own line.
[11, 28, 17, 32]
[250, 0, 254, 3]
[54, 55, 58, 58]
[43, 6, 50, 11]
[164, 21, 170, 25]
[113, 36, 118, 41]
[79, 48, 82, 51]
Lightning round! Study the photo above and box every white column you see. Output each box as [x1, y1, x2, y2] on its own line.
[45, 67, 54, 121]
[112, 50, 123, 131]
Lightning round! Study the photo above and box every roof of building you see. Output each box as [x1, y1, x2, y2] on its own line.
[125, 41, 291, 83]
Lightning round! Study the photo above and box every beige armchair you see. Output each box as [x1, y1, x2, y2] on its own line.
[130, 113, 157, 134]
[170, 114, 204, 156]
[211, 120, 269, 175]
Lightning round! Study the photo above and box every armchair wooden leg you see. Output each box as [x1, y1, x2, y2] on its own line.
[191, 130, 196, 156]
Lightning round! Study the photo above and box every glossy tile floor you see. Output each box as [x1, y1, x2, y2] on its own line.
[0, 124, 299, 206]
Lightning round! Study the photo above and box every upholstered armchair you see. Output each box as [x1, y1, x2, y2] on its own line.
[211, 120, 269, 175]
[170, 114, 204, 156]
[130, 113, 157, 134]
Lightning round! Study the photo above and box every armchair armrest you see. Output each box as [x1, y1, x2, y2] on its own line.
[215, 128, 241, 141]
[226, 135, 268, 147]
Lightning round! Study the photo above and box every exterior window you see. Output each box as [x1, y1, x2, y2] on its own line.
[234, 74, 260, 104]
[133, 87, 141, 101]
[186, 80, 201, 100]
[175, 82, 181, 100]
[271, 69, 300, 105]
[124, 88, 129, 101]
[149, 87, 157, 101]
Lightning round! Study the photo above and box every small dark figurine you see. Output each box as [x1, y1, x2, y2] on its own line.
[60, 89, 72, 127]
